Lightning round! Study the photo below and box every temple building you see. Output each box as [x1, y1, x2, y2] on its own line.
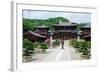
[80, 24, 91, 41]
[23, 31, 46, 42]
[52, 22, 78, 40]
[23, 22, 91, 42]
[34, 25, 49, 39]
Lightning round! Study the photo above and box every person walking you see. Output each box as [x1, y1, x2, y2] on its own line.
[61, 39, 64, 49]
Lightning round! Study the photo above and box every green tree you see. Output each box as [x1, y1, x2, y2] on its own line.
[23, 17, 70, 32]
[23, 39, 34, 56]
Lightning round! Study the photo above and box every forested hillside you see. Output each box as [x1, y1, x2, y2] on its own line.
[23, 16, 90, 33]
[23, 17, 69, 32]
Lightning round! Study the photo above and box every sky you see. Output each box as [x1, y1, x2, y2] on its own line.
[23, 10, 91, 23]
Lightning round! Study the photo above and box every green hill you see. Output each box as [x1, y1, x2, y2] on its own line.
[23, 17, 69, 32]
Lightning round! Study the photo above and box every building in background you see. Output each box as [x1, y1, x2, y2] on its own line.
[23, 22, 91, 42]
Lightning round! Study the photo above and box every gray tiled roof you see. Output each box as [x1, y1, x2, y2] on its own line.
[81, 25, 91, 28]
[54, 30, 77, 33]
[53, 22, 78, 26]
[36, 25, 49, 28]
[24, 31, 46, 38]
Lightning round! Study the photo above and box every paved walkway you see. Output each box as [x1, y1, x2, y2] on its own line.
[28, 40, 82, 62]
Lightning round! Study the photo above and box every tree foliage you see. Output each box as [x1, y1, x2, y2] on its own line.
[23, 17, 69, 32]
[23, 39, 34, 56]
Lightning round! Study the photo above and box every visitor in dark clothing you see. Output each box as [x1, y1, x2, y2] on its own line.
[61, 39, 64, 49]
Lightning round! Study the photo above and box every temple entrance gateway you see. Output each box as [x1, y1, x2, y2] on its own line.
[53, 32, 77, 40]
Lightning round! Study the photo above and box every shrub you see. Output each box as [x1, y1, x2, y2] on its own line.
[34, 42, 39, 48]
[23, 39, 34, 56]
[73, 41, 80, 48]
[69, 39, 91, 59]
[87, 41, 91, 49]
[69, 39, 77, 46]
[40, 43, 48, 51]
[79, 41, 90, 55]
[69, 39, 80, 48]
[23, 49, 31, 56]
[52, 39, 60, 47]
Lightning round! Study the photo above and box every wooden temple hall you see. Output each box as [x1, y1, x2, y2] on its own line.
[23, 22, 91, 42]
[52, 22, 78, 40]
